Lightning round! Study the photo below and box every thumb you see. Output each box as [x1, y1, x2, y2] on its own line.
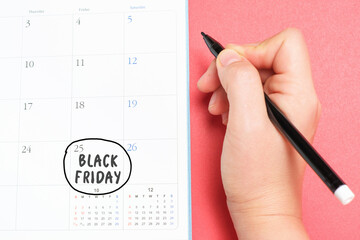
[216, 49, 269, 132]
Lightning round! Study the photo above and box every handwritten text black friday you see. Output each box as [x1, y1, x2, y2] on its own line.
[74, 154, 121, 184]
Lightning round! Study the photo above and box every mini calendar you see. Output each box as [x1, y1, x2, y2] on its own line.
[0, 0, 190, 239]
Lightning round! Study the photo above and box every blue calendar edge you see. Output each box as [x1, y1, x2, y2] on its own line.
[185, 0, 192, 239]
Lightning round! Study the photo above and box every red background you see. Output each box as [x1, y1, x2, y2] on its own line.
[189, 0, 360, 239]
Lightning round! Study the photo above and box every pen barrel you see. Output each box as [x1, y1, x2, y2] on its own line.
[264, 94, 344, 193]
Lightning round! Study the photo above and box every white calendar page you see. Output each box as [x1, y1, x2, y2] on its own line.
[0, 0, 191, 239]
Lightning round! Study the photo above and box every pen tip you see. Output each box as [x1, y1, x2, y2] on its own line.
[201, 32, 206, 37]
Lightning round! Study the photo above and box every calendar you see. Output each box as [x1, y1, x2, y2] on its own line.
[0, 0, 190, 239]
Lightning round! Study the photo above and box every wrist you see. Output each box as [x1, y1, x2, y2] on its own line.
[229, 211, 309, 240]
[226, 194, 308, 240]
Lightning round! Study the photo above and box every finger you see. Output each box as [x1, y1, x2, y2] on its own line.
[226, 44, 275, 83]
[263, 73, 292, 95]
[228, 28, 313, 88]
[197, 59, 221, 93]
[208, 86, 229, 115]
[197, 51, 274, 92]
[216, 49, 269, 131]
[258, 68, 275, 84]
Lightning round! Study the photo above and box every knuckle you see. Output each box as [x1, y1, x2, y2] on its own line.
[310, 96, 320, 109]
[314, 98, 322, 117]
[225, 43, 237, 49]
[317, 100, 322, 114]
[284, 27, 305, 42]
[284, 27, 303, 36]
[225, 62, 260, 88]
[305, 95, 321, 117]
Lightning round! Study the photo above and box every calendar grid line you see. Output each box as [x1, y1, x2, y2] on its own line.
[125, 182, 179, 186]
[0, 138, 178, 144]
[0, 184, 69, 187]
[0, 183, 178, 187]
[0, 94, 177, 101]
[122, 11, 126, 231]
[175, 11, 180, 227]
[0, 51, 176, 59]
[67, 12, 76, 231]
[14, 15, 25, 231]
[73, 182, 179, 186]
[0, 9, 176, 20]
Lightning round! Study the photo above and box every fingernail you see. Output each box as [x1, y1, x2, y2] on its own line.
[208, 92, 217, 109]
[219, 49, 244, 67]
[221, 112, 228, 125]
[197, 75, 204, 89]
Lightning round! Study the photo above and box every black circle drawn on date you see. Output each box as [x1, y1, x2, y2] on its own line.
[63, 138, 132, 195]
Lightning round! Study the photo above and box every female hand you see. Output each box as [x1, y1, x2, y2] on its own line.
[197, 28, 321, 239]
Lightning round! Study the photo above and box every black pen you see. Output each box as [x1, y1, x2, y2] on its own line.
[201, 32, 355, 205]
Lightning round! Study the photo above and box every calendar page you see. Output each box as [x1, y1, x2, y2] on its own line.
[0, 0, 190, 239]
